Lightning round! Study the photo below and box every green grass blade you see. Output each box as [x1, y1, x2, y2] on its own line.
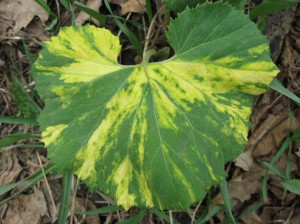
[238, 202, 262, 219]
[196, 204, 223, 224]
[262, 174, 268, 202]
[0, 116, 39, 125]
[250, 0, 299, 20]
[0, 182, 20, 196]
[262, 161, 287, 179]
[11, 76, 41, 118]
[282, 179, 300, 195]
[105, 15, 144, 29]
[145, 0, 153, 22]
[70, 3, 76, 25]
[103, 0, 143, 55]
[151, 209, 181, 224]
[270, 78, 300, 106]
[76, 205, 119, 215]
[45, 17, 59, 31]
[270, 118, 300, 165]
[3, 143, 44, 151]
[285, 157, 292, 178]
[57, 172, 73, 224]
[0, 164, 55, 205]
[118, 209, 147, 224]
[35, 0, 58, 18]
[60, 0, 70, 9]
[220, 179, 236, 224]
[291, 125, 300, 141]
[74, 1, 106, 26]
[0, 133, 35, 149]
[22, 41, 35, 64]
[270, 137, 291, 164]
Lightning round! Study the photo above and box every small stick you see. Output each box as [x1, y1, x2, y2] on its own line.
[143, 5, 166, 58]
[191, 200, 202, 224]
[36, 152, 57, 214]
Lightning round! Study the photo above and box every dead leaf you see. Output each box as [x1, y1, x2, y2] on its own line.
[235, 150, 253, 171]
[75, 197, 100, 224]
[247, 108, 300, 159]
[26, 19, 50, 42]
[259, 206, 295, 224]
[110, 0, 146, 15]
[0, 151, 22, 190]
[229, 176, 261, 206]
[290, 208, 300, 224]
[40, 182, 58, 223]
[270, 185, 297, 205]
[0, 203, 8, 221]
[0, 58, 5, 67]
[75, 0, 103, 26]
[0, 0, 49, 35]
[2, 188, 49, 224]
[264, 6, 296, 62]
[275, 153, 298, 174]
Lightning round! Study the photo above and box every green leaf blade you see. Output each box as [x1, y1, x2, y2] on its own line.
[282, 179, 300, 195]
[32, 3, 278, 211]
[11, 76, 41, 118]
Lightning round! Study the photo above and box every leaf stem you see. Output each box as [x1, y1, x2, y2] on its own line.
[142, 49, 157, 64]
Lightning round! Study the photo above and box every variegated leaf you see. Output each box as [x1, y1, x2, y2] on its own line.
[32, 2, 278, 210]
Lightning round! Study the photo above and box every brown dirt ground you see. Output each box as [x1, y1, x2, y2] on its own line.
[1, 1, 300, 223]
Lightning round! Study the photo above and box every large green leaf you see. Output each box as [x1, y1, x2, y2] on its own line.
[31, 2, 278, 210]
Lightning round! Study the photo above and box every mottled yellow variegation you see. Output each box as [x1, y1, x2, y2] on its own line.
[32, 2, 278, 210]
